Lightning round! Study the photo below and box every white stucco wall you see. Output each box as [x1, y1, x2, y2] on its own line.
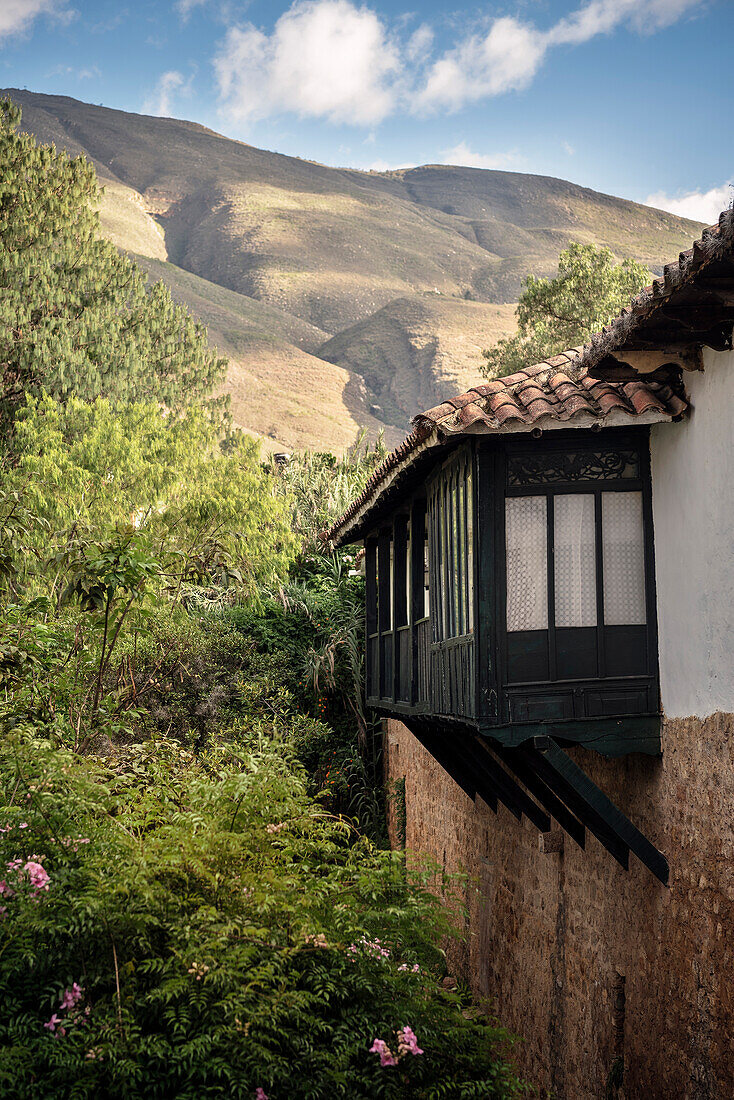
[650, 347, 734, 718]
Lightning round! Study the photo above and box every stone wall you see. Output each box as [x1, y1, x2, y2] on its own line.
[384, 712, 734, 1099]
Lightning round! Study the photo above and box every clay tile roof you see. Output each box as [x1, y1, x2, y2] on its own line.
[328, 362, 687, 544]
[581, 208, 734, 372]
[328, 208, 734, 545]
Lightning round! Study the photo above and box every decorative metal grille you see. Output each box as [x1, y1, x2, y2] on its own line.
[507, 450, 639, 486]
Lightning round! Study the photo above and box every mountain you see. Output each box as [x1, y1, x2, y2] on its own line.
[319, 296, 517, 428]
[5, 89, 704, 451]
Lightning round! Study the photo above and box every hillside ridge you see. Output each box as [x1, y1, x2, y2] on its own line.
[4, 88, 704, 451]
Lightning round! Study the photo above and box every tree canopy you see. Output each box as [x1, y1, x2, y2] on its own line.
[0, 98, 225, 420]
[481, 242, 653, 379]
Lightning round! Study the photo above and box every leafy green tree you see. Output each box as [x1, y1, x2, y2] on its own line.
[0, 98, 225, 419]
[482, 242, 653, 379]
[4, 394, 296, 595]
[267, 434, 388, 552]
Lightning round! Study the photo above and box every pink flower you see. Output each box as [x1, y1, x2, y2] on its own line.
[25, 861, 50, 893]
[351, 936, 391, 961]
[44, 1014, 60, 1032]
[397, 1026, 424, 1056]
[255, 1090, 269, 1100]
[60, 983, 83, 1011]
[369, 1038, 398, 1067]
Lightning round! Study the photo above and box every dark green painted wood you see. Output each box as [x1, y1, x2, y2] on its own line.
[498, 747, 586, 849]
[461, 735, 550, 831]
[480, 714, 661, 757]
[377, 529, 391, 701]
[393, 515, 409, 702]
[475, 443, 498, 720]
[364, 428, 661, 766]
[410, 499, 427, 708]
[449, 735, 498, 813]
[519, 745, 630, 870]
[540, 741, 668, 884]
[406, 722, 477, 803]
[452, 735, 515, 819]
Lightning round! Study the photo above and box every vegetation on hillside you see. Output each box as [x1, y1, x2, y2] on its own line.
[481, 242, 653, 378]
[0, 99, 225, 422]
[10, 88, 702, 448]
[0, 100, 528, 1098]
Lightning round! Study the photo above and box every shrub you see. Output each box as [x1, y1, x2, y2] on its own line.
[0, 733, 527, 1100]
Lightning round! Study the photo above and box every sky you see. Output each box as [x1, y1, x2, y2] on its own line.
[0, 0, 731, 221]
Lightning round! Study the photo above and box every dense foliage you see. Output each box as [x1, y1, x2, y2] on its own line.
[0, 426, 527, 1096]
[0, 733, 526, 1100]
[0, 100, 527, 1098]
[481, 242, 652, 378]
[0, 99, 225, 420]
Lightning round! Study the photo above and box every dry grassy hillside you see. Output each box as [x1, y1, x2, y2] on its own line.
[5, 89, 704, 451]
[133, 258, 391, 452]
[318, 296, 517, 428]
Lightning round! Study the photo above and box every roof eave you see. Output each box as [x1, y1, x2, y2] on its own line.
[330, 403, 681, 545]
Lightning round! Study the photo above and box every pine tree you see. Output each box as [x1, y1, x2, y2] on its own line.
[0, 98, 226, 419]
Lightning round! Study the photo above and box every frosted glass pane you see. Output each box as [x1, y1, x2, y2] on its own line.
[602, 492, 646, 625]
[506, 496, 548, 631]
[554, 494, 597, 628]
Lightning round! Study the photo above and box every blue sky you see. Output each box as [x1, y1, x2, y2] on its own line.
[0, 0, 731, 220]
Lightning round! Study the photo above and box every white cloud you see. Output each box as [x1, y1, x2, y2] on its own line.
[213, 0, 705, 126]
[0, 0, 72, 40]
[441, 142, 526, 171]
[406, 23, 433, 62]
[176, 0, 207, 20]
[215, 0, 402, 127]
[645, 183, 733, 224]
[47, 63, 100, 79]
[548, 0, 700, 44]
[143, 70, 188, 117]
[414, 0, 703, 114]
[563, 141, 575, 155]
[414, 17, 546, 113]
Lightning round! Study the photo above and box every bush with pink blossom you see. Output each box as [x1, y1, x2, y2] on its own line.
[0, 732, 527, 1099]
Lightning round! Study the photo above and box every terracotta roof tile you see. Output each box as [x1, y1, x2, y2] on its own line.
[328, 208, 734, 545]
[327, 364, 687, 543]
[582, 209, 734, 371]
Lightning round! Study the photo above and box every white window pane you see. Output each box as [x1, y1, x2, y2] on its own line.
[506, 496, 548, 631]
[554, 494, 597, 628]
[602, 492, 646, 625]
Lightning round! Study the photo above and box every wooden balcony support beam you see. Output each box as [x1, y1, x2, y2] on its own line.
[525, 740, 669, 884]
[496, 746, 586, 850]
[463, 736, 550, 832]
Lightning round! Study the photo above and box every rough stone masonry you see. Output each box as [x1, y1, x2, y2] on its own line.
[384, 712, 734, 1100]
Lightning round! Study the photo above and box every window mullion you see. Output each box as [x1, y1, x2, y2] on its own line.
[546, 491, 557, 682]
